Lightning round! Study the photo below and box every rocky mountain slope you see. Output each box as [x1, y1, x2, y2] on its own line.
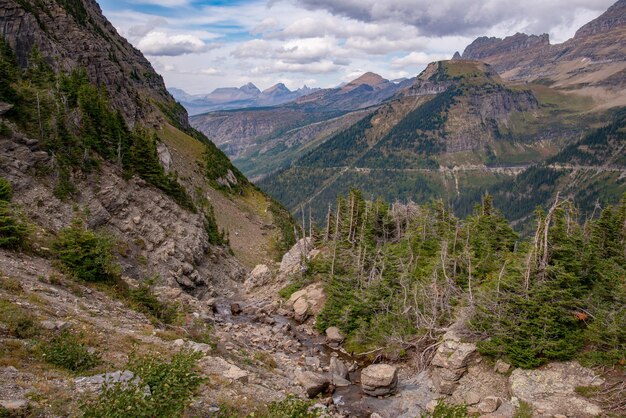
[461, 0, 626, 109]
[171, 83, 319, 116]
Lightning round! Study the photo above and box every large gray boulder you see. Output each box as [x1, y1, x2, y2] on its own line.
[280, 238, 313, 276]
[244, 264, 272, 291]
[325, 326, 344, 344]
[361, 364, 398, 396]
[295, 369, 330, 398]
[509, 362, 604, 417]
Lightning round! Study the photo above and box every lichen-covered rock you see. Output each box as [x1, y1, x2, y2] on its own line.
[509, 362, 604, 417]
[75, 370, 145, 393]
[360, 364, 398, 397]
[330, 357, 348, 380]
[431, 340, 476, 370]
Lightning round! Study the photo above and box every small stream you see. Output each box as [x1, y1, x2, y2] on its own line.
[211, 300, 430, 418]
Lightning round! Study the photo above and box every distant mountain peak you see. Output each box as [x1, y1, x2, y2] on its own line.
[263, 83, 291, 94]
[240, 82, 261, 94]
[574, 0, 626, 38]
[341, 72, 388, 92]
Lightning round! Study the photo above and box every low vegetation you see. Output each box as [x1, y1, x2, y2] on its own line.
[52, 219, 120, 283]
[41, 329, 101, 372]
[80, 350, 204, 417]
[422, 399, 468, 417]
[0, 177, 29, 249]
[0, 299, 39, 338]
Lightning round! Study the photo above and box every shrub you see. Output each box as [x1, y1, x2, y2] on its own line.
[80, 350, 204, 418]
[0, 299, 39, 338]
[254, 395, 321, 418]
[42, 330, 101, 372]
[0, 177, 28, 249]
[127, 284, 179, 325]
[52, 220, 119, 282]
[422, 400, 468, 418]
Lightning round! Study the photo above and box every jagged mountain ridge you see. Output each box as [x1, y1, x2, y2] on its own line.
[0, 0, 186, 128]
[461, 0, 626, 108]
[170, 82, 319, 115]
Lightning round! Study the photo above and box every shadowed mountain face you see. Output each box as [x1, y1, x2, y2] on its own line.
[0, 0, 185, 127]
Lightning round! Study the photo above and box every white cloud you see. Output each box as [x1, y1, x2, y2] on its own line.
[100, 0, 614, 94]
[128, 0, 189, 8]
[198, 68, 220, 75]
[391, 52, 450, 68]
[137, 31, 216, 56]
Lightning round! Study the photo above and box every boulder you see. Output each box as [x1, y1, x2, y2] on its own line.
[431, 340, 476, 370]
[509, 362, 604, 417]
[329, 357, 348, 379]
[222, 365, 248, 383]
[280, 238, 313, 276]
[477, 396, 502, 413]
[75, 370, 146, 393]
[360, 364, 398, 396]
[295, 369, 330, 398]
[244, 264, 272, 291]
[325, 327, 344, 344]
[287, 283, 326, 322]
[40, 320, 70, 331]
[333, 375, 351, 387]
[494, 359, 511, 374]
[0, 399, 28, 411]
[293, 297, 309, 322]
[230, 303, 242, 315]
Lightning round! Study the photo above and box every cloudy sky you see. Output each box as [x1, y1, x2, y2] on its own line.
[99, 0, 614, 94]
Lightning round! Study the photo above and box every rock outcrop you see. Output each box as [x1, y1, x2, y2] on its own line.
[430, 336, 476, 395]
[286, 283, 326, 322]
[295, 369, 330, 398]
[0, 0, 185, 127]
[509, 362, 604, 417]
[279, 237, 313, 276]
[0, 128, 246, 300]
[360, 364, 398, 397]
[244, 264, 272, 292]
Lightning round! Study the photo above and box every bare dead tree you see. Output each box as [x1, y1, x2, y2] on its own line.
[331, 200, 341, 277]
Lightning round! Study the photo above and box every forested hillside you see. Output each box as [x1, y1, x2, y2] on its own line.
[286, 189, 625, 377]
[260, 61, 625, 228]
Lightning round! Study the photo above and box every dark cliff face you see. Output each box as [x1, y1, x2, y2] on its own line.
[462, 33, 550, 61]
[574, 0, 626, 38]
[460, 0, 626, 80]
[0, 0, 188, 128]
